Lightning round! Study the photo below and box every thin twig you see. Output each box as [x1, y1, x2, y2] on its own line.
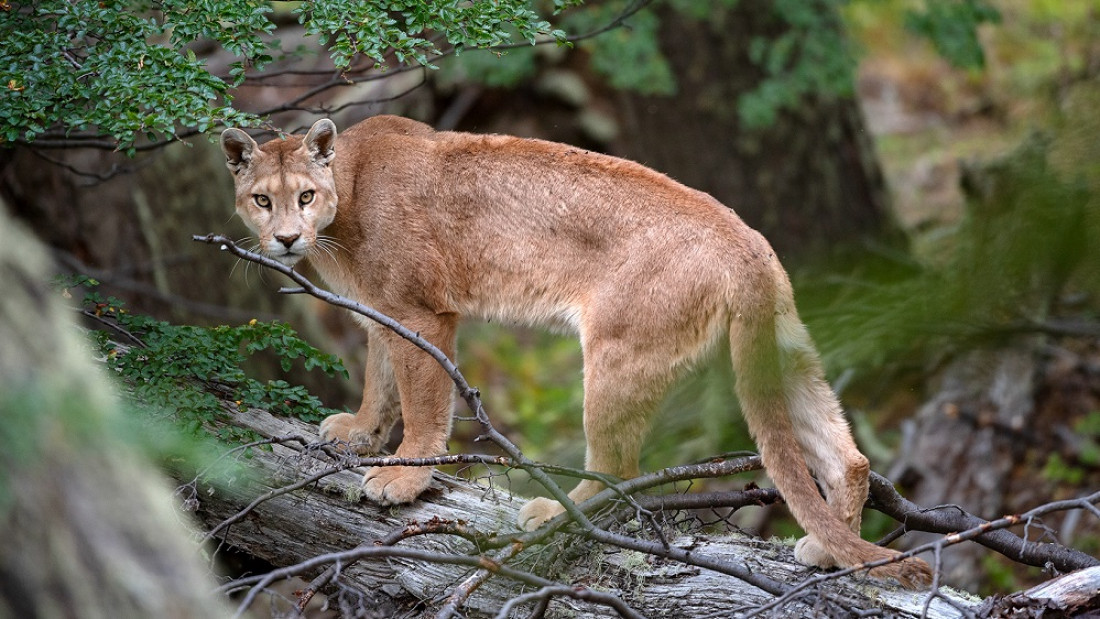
[435, 543, 526, 619]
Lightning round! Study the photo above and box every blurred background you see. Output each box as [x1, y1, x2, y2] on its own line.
[2, 0, 1098, 595]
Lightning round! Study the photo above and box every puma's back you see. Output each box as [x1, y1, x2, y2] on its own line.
[318, 116, 774, 339]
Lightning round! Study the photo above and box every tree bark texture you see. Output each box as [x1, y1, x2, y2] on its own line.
[978, 566, 1100, 617]
[612, 1, 903, 259]
[194, 406, 980, 618]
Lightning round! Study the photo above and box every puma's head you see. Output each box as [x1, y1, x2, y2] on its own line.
[220, 119, 339, 266]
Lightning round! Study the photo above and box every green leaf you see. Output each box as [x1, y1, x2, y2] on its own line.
[904, 0, 1001, 69]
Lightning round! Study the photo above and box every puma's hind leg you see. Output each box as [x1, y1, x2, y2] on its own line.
[518, 320, 677, 530]
[320, 325, 401, 455]
[779, 320, 872, 567]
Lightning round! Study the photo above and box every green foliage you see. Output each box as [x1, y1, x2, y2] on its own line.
[1077, 412, 1100, 466]
[1, 0, 268, 151]
[1, 0, 1006, 147]
[459, 325, 584, 465]
[904, 0, 1001, 69]
[440, 1, 675, 96]
[563, 2, 674, 95]
[73, 282, 347, 444]
[738, 0, 859, 128]
[980, 552, 1023, 593]
[801, 134, 1094, 380]
[650, 355, 755, 468]
[437, 39, 540, 89]
[299, 0, 564, 69]
[444, 0, 998, 129]
[1, 0, 566, 150]
[1042, 412, 1100, 485]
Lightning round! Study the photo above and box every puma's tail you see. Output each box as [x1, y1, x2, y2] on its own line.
[729, 275, 932, 588]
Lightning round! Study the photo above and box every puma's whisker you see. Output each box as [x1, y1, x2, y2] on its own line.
[228, 236, 258, 280]
[312, 236, 343, 266]
[317, 235, 347, 252]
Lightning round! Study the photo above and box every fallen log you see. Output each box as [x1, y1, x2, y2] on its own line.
[190, 405, 981, 618]
[978, 566, 1100, 618]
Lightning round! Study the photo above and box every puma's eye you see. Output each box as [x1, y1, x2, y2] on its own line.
[253, 194, 271, 209]
[299, 190, 315, 206]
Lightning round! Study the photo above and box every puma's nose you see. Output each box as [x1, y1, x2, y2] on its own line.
[275, 233, 300, 249]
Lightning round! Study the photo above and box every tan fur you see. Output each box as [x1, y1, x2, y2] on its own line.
[221, 116, 931, 587]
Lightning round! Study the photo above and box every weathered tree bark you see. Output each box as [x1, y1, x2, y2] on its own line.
[193, 406, 979, 618]
[978, 567, 1100, 618]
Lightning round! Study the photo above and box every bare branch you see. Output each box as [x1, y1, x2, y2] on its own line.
[869, 471, 1100, 573]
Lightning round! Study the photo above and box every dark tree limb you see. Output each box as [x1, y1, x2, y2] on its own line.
[869, 472, 1100, 574]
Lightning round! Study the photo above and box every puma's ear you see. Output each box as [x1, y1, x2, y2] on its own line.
[220, 128, 257, 175]
[304, 119, 337, 167]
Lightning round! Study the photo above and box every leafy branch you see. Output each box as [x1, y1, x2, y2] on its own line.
[1, 0, 600, 152]
[66, 277, 347, 444]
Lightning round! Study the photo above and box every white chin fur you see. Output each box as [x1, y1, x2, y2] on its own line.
[270, 252, 305, 267]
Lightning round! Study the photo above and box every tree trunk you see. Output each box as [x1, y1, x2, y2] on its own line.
[194, 406, 979, 618]
[612, 1, 903, 260]
[890, 346, 1039, 590]
[0, 200, 233, 619]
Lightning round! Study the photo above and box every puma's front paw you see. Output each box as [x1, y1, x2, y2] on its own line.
[362, 466, 433, 505]
[794, 535, 839, 569]
[517, 497, 567, 531]
[319, 412, 385, 454]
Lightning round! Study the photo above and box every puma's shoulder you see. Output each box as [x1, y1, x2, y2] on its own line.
[339, 116, 578, 163]
[345, 114, 435, 138]
[338, 115, 437, 154]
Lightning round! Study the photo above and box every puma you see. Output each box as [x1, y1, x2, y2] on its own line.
[220, 115, 931, 587]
